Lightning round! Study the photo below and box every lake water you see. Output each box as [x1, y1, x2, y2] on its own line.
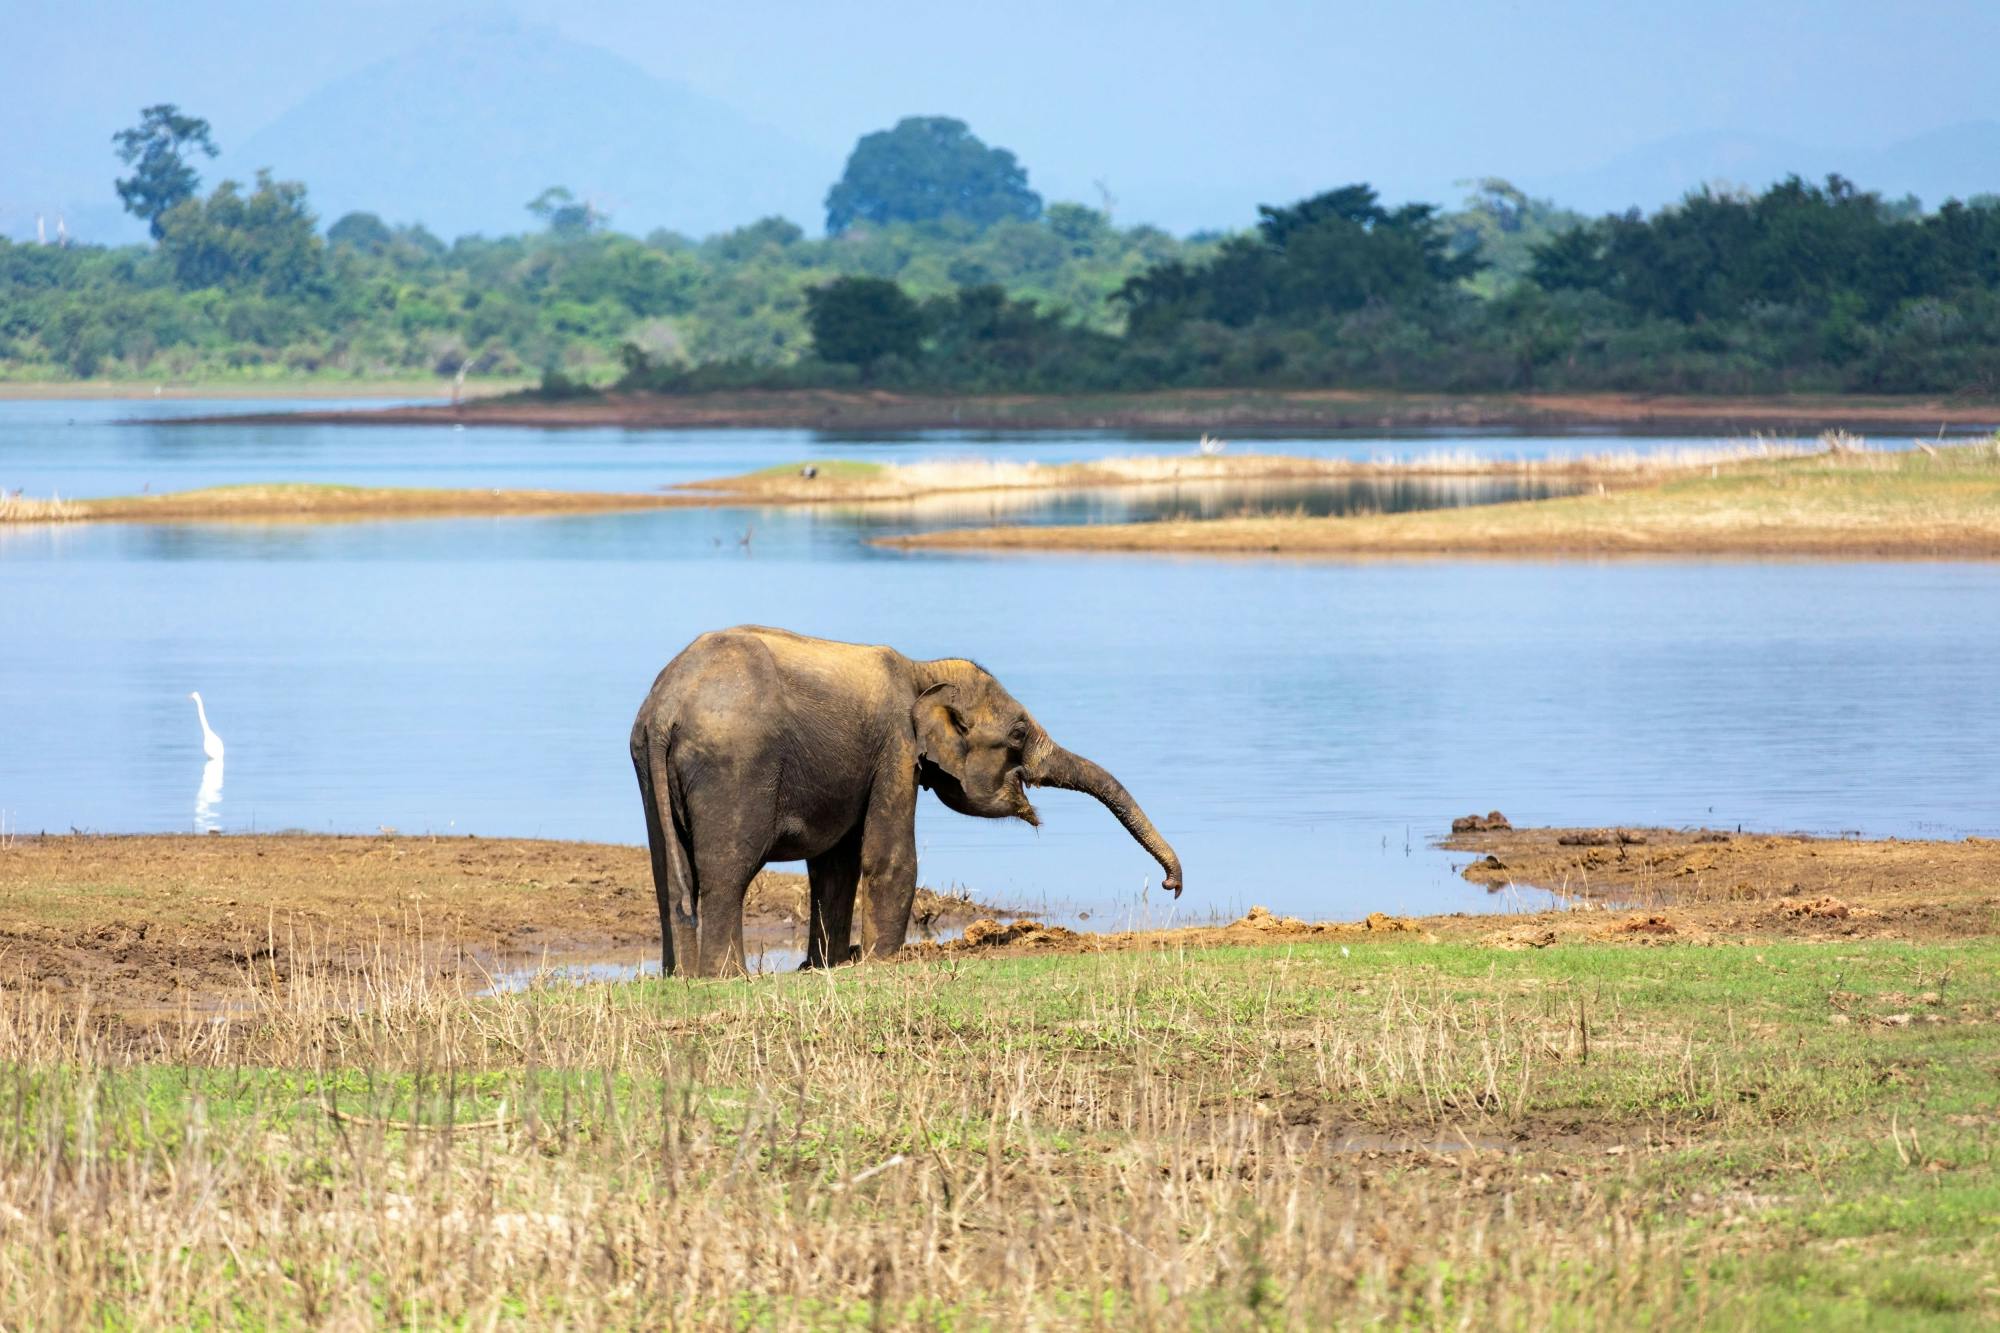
[4, 399, 1998, 931]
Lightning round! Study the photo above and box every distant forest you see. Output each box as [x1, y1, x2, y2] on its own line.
[4, 109, 1998, 395]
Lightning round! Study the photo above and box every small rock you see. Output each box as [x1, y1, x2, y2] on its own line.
[1451, 811, 1511, 834]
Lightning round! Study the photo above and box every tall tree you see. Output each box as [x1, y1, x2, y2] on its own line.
[527, 187, 603, 239]
[112, 105, 219, 239]
[825, 117, 1041, 235]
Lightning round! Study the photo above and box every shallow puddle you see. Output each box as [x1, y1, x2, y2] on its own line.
[481, 942, 808, 994]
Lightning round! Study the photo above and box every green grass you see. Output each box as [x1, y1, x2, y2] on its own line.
[2, 934, 1996, 1326]
[740, 458, 888, 481]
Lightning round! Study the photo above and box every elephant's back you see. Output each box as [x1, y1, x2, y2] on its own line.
[635, 625, 903, 741]
[638, 629, 780, 720]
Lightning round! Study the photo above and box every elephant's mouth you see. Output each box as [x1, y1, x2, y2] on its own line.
[1007, 768, 1041, 826]
[919, 759, 1040, 826]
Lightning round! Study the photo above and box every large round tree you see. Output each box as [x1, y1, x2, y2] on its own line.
[825, 116, 1041, 235]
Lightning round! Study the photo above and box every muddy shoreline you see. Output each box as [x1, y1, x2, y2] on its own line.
[0, 834, 995, 1013]
[167, 388, 2000, 435]
[4, 827, 1995, 1018]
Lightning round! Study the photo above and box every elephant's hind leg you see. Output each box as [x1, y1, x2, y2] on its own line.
[633, 734, 698, 975]
[804, 830, 861, 968]
[687, 841, 759, 977]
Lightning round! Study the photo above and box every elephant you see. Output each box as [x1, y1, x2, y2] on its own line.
[629, 625, 1183, 977]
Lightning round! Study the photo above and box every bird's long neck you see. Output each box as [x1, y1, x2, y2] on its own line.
[193, 695, 212, 733]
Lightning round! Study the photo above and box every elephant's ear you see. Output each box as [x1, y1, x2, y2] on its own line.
[912, 682, 967, 778]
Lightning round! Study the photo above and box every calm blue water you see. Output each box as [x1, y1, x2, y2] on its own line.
[2, 397, 1833, 499]
[4, 400, 1998, 926]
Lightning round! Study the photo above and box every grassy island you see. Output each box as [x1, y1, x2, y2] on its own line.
[885, 439, 2000, 559]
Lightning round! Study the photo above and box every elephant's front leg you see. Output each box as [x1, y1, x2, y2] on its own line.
[804, 831, 860, 968]
[856, 778, 919, 961]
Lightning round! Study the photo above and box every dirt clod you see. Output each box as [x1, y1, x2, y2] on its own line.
[1442, 825, 1994, 944]
[955, 919, 1082, 950]
[1452, 811, 1512, 833]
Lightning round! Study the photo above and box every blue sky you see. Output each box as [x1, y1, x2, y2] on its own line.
[7, 0, 1998, 238]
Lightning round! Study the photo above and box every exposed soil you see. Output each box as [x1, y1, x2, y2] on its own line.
[182, 388, 2000, 434]
[1444, 825, 2000, 943]
[0, 834, 991, 1014]
[905, 905, 1429, 959]
[7, 827, 1994, 1018]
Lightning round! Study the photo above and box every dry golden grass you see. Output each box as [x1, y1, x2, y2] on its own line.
[889, 438, 2000, 559]
[2, 912, 1996, 1327]
[688, 439, 1824, 507]
[0, 483, 693, 525]
[0, 491, 82, 522]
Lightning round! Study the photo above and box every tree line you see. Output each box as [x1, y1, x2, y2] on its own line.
[4, 106, 1996, 394]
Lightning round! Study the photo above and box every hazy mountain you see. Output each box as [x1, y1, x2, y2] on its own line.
[216, 16, 835, 240]
[1522, 121, 2000, 216]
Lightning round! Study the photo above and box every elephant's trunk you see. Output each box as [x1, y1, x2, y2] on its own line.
[1027, 739, 1183, 897]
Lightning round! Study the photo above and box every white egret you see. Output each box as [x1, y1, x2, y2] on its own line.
[188, 691, 225, 761]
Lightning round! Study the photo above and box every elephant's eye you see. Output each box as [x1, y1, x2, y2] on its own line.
[946, 706, 970, 737]
[1008, 723, 1028, 748]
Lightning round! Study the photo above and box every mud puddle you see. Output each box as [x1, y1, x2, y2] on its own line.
[482, 943, 807, 993]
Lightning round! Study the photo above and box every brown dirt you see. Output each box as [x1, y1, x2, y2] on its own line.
[184, 389, 2000, 434]
[5, 827, 1995, 1016]
[889, 514, 2000, 560]
[1444, 825, 2000, 942]
[0, 834, 989, 1013]
[907, 905, 1428, 959]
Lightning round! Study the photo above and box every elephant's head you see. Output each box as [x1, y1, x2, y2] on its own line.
[912, 669, 1184, 897]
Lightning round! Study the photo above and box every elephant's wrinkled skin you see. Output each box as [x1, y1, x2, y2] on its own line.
[630, 626, 1183, 977]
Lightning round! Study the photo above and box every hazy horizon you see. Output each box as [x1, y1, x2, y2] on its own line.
[7, 0, 1999, 243]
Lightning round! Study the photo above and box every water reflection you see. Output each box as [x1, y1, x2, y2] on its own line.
[820, 475, 1582, 529]
[4, 397, 1931, 500]
[195, 758, 224, 832]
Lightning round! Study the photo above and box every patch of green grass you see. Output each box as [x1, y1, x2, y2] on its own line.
[741, 458, 886, 481]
